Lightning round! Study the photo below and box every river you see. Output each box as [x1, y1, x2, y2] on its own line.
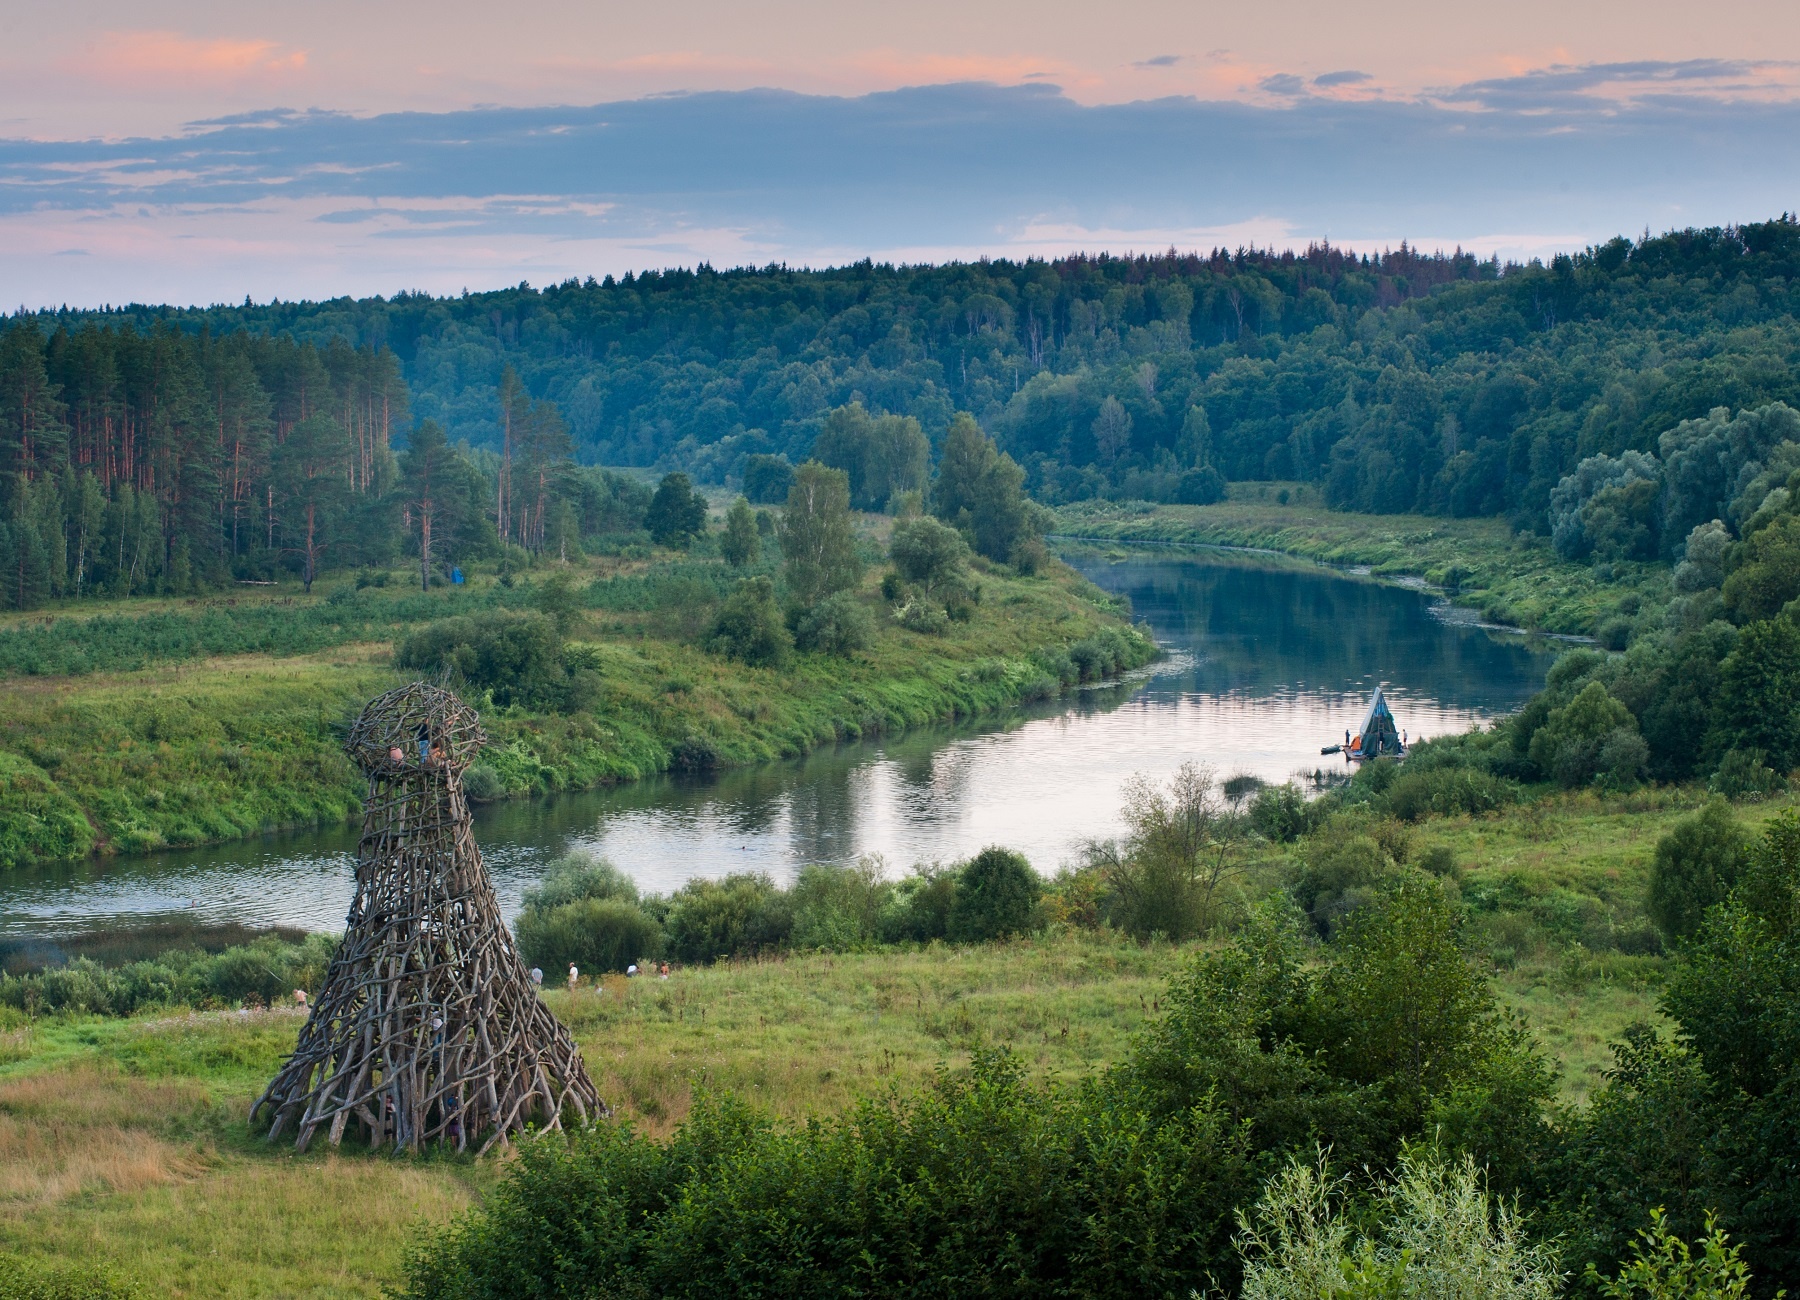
[0, 548, 1560, 943]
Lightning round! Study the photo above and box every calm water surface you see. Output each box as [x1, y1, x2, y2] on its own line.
[0, 549, 1559, 939]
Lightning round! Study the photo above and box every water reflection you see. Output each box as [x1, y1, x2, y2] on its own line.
[0, 549, 1558, 938]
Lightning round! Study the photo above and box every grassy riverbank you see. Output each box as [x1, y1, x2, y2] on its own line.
[0, 544, 1149, 869]
[1054, 491, 1668, 637]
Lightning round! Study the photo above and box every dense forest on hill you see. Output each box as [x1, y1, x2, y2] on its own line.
[7, 216, 1800, 609]
[15, 217, 1800, 529]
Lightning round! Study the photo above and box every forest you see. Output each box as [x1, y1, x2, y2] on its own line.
[7, 216, 1800, 609]
[10, 216, 1799, 531]
[0, 323, 653, 607]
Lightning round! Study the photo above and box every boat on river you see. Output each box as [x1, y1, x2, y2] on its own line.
[1321, 686, 1407, 762]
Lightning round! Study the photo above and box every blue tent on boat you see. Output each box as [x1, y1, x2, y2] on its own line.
[1350, 686, 1403, 760]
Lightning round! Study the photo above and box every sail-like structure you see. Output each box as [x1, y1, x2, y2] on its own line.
[1353, 686, 1403, 759]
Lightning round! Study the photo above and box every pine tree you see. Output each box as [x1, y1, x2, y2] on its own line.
[274, 414, 351, 593]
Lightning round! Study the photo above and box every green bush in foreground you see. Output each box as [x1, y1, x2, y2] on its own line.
[1236, 1151, 1561, 1300]
[1587, 1209, 1767, 1300]
[401, 1052, 1253, 1300]
[0, 1252, 138, 1300]
[400, 882, 1558, 1300]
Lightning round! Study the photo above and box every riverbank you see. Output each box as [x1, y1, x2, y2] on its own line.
[1054, 492, 1668, 637]
[0, 552, 1152, 870]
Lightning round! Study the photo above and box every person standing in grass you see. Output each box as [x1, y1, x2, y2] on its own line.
[567, 963, 579, 993]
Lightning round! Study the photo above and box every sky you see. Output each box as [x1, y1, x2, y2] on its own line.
[4, 0, 1799, 308]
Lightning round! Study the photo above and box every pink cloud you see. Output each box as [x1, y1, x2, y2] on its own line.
[845, 50, 1095, 92]
[70, 31, 309, 89]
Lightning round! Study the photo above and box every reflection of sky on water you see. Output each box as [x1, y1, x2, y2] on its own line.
[562, 685, 1504, 895]
[0, 550, 1559, 938]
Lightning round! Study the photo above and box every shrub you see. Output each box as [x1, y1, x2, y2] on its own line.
[1291, 812, 1412, 936]
[1009, 536, 1050, 575]
[1175, 465, 1226, 505]
[1120, 889, 1552, 1183]
[791, 858, 890, 950]
[1098, 764, 1236, 941]
[0, 934, 337, 1017]
[1249, 783, 1316, 843]
[514, 897, 662, 973]
[396, 611, 597, 713]
[898, 600, 951, 634]
[670, 732, 721, 772]
[400, 1052, 1254, 1300]
[1587, 1209, 1763, 1300]
[707, 576, 791, 667]
[1528, 681, 1647, 788]
[792, 591, 874, 656]
[522, 853, 639, 911]
[947, 847, 1040, 942]
[1236, 1151, 1561, 1300]
[878, 864, 959, 942]
[1383, 766, 1519, 822]
[462, 763, 505, 802]
[1710, 747, 1784, 798]
[662, 874, 793, 963]
[1648, 797, 1748, 943]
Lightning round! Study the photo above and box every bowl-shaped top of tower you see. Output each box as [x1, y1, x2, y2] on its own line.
[345, 681, 488, 776]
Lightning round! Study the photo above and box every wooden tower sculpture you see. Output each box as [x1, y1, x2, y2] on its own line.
[253, 681, 602, 1153]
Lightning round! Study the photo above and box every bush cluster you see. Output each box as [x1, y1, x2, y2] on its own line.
[509, 847, 1053, 974]
[395, 610, 599, 713]
[0, 933, 336, 1016]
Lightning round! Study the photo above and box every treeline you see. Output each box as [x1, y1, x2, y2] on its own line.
[0, 323, 409, 606]
[1351, 410, 1800, 806]
[0, 318, 659, 608]
[23, 217, 1800, 535]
